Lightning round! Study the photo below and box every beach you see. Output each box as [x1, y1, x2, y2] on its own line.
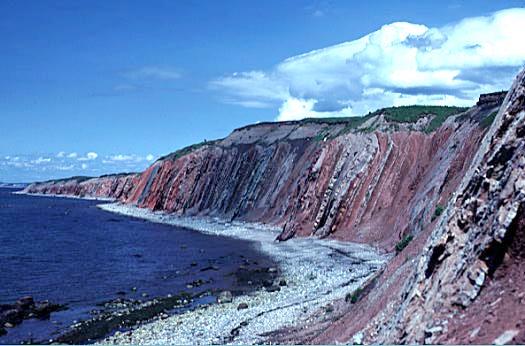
[98, 203, 389, 344]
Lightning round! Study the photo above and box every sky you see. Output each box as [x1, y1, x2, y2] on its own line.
[1, 0, 525, 182]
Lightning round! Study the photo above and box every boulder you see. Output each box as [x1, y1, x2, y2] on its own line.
[217, 291, 233, 304]
[237, 303, 249, 310]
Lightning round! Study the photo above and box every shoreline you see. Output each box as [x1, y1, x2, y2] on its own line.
[97, 202, 390, 344]
[13, 191, 116, 202]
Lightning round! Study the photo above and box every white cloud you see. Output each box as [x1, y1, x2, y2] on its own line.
[32, 157, 52, 164]
[78, 152, 98, 161]
[103, 153, 156, 163]
[125, 66, 181, 80]
[56, 164, 74, 171]
[56, 151, 66, 158]
[109, 154, 133, 161]
[81, 163, 88, 170]
[278, 97, 318, 121]
[210, 8, 525, 120]
[67, 152, 78, 158]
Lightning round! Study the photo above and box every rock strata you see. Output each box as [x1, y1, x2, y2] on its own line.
[20, 72, 524, 344]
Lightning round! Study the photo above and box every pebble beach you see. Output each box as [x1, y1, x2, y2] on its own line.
[98, 203, 389, 345]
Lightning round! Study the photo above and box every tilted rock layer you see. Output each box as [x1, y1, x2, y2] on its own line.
[25, 99, 500, 253]
[22, 69, 525, 344]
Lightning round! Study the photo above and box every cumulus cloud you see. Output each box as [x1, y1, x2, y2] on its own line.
[210, 8, 525, 121]
[1, 152, 157, 182]
[78, 152, 98, 161]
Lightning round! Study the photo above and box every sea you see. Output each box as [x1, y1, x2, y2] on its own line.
[0, 188, 275, 344]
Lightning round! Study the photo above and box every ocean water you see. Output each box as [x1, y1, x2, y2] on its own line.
[0, 188, 275, 344]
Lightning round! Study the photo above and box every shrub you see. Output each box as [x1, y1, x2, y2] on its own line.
[313, 130, 329, 142]
[395, 234, 413, 253]
[432, 205, 445, 221]
[345, 287, 363, 304]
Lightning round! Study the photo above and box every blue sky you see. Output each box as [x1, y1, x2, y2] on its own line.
[1, 0, 525, 182]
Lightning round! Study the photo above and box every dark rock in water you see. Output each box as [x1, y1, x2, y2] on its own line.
[265, 286, 281, 293]
[240, 321, 249, 327]
[217, 291, 233, 304]
[2, 309, 23, 324]
[262, 280, 273, 287]
[191, 262, 197, 267]
[116, 291, 126, 296]
[0, 327, 6, 336]
[200, 265, 220, 272]
[237, 303, 248, 310]
[33, 301, 63, 319]
[278, 279, 287, 287]
[16, 296, 34, 309]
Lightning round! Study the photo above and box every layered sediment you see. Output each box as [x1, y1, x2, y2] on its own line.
[22, 70, 524, 344]
[25, 97, 500, 253]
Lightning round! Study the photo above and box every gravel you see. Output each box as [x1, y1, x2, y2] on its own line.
[98, 203, 389, 345]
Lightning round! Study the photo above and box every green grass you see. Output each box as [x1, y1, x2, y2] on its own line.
[432, 205, 445, 221]
[159, 139, 220, 161]
[313, 130, 329, 142]
[380, 105, 468, 124]
[480, 111, 498, 129]
[336, 114, 376, 136]
[47, 176, 93, 184]
[395, 234, 414, 253]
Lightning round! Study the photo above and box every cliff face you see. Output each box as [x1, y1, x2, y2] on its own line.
[22, 70, 524, 344]
[24, 173, 141, 200]
[376, 69, 525, 344]
[294, 69, 525, 345]
[24, 100, 501, 253]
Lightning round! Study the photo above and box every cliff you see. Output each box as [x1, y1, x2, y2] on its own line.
[25, 100, 499, 253]
[275, 69, 524, 345]
[22, 73, 523, 343]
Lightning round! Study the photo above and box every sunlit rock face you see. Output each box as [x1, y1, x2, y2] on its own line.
[25, 91, 503, 254]
[23, 76, 523, 345]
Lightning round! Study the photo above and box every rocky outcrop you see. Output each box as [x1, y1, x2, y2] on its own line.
[299, 68, 525, 345]
[373, 68, 525, 344]
[24, 100, 500, 253]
